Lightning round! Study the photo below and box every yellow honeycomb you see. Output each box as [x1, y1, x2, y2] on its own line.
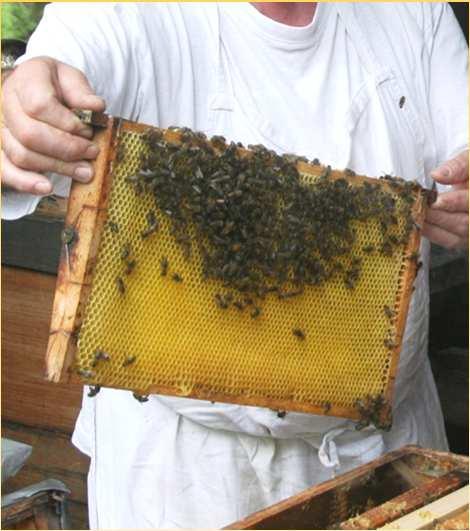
[75, 126, 419, 419]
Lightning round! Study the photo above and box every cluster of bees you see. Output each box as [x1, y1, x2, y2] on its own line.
[123, 127, 421, 320]
[354, 393, 392, 431]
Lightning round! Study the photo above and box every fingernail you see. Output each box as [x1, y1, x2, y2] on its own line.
[92, 96, 106, 108]
[438, 167, 450, 178]
[34, 182, 52, 195]
[85, 144, 100, 159]
[74, 164, 93, 182]
[84, 95, 106, 111]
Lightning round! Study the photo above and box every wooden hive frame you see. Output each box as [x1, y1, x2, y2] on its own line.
[224, 445, 469, 530]
[45, 112, 426, 424]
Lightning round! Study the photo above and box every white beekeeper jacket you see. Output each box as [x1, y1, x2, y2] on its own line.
[3, 3, 468, 529]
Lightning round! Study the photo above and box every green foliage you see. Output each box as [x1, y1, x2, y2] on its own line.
[1, 3, 47, 42]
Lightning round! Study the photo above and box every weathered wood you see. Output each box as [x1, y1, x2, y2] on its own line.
[379, 485, 469, 530]
[2, 490, 67, 530]
[2, 422, 89, 504]
[66, 500, 89, 530]
[3, 499, 89, 530]
[2, 422, 89, 529]
[390, 460, 424, 488]
[340, 471, 467, 529]
[435, 507, 469, 530]
[1, 266, 83, 433]
[224, 446, 468, 530]
[2, 492, 50, 529]
[46, 117, 115, 383]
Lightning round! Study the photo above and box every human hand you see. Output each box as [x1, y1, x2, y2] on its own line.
[423, 150, 468, 250]
[1, 56, 106, 195]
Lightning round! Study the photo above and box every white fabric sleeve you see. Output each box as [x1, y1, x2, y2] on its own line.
[2, 2, 144, 220]
[427, 3, 468, 167]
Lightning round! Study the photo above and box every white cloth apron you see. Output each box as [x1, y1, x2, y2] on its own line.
[75, 5, 447, 529]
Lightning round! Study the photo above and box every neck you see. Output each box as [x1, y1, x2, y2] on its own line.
[250, 3, 317, 27]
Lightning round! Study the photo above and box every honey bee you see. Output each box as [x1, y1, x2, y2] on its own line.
[321, 165, 332, 179]
[125, 259, 136, 275]
[384, 338, 398, 349]
[407, 251, 420, 263]
[210, 135, 227, 151]
[292, 328, 306, 340]
[172, 273, 183, 283]
[108, 220, 120, 233]
[122, 355, 136, 367]
[277, 410, 287, 419]
[426, 187, 438, 206]
[116, 277, 125, 295]
[215, 293, 229, 309]
[77, 368, 94, 379]
[115, 144, 126, 163]
[181, 241, 191, 260]
[93, 350, 110, 362]
[143, 128, 164, 148]
[399, 96, 406, 109]
[140, 210, 159, 239]
[380, 241, 394, 257]
[250, 307, 261, 319]
[88, 385, 101, 397]
[233, 300, 244, 310]
[354, 394, 391, 431]
[278, 288, 303, 300]
[132, 393, 149, 403]
[120, 243, 131, 261]
[61, 227, 76, 246]
[160, 257, 169, 276]
[383, 305, 396, 320]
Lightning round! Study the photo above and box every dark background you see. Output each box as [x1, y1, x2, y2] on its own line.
[450, 2, 468, 42]
[430, 3, 468, 456]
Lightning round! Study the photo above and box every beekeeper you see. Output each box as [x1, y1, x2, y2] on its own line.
[2, 3, 468, 528]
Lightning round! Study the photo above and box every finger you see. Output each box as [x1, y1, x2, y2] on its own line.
[449, 181, 468, 192]
[432, 189, 469, 212]
[5, 91, 100, 162]
[422, 222, 466, 250]
[2, 149, 53, 195]
[425, 209, 468, 239]
[56, 61, 106, 111]
[10, 58, 104, 139]
[2, 126, 94, 182]
[431, 150, 469, 185]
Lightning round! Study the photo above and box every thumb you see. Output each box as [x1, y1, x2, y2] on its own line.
[56, 62, 106, 112]
[430, 150, 469, 185]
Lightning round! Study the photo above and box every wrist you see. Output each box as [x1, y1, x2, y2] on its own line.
[1, 67, 15, 85]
